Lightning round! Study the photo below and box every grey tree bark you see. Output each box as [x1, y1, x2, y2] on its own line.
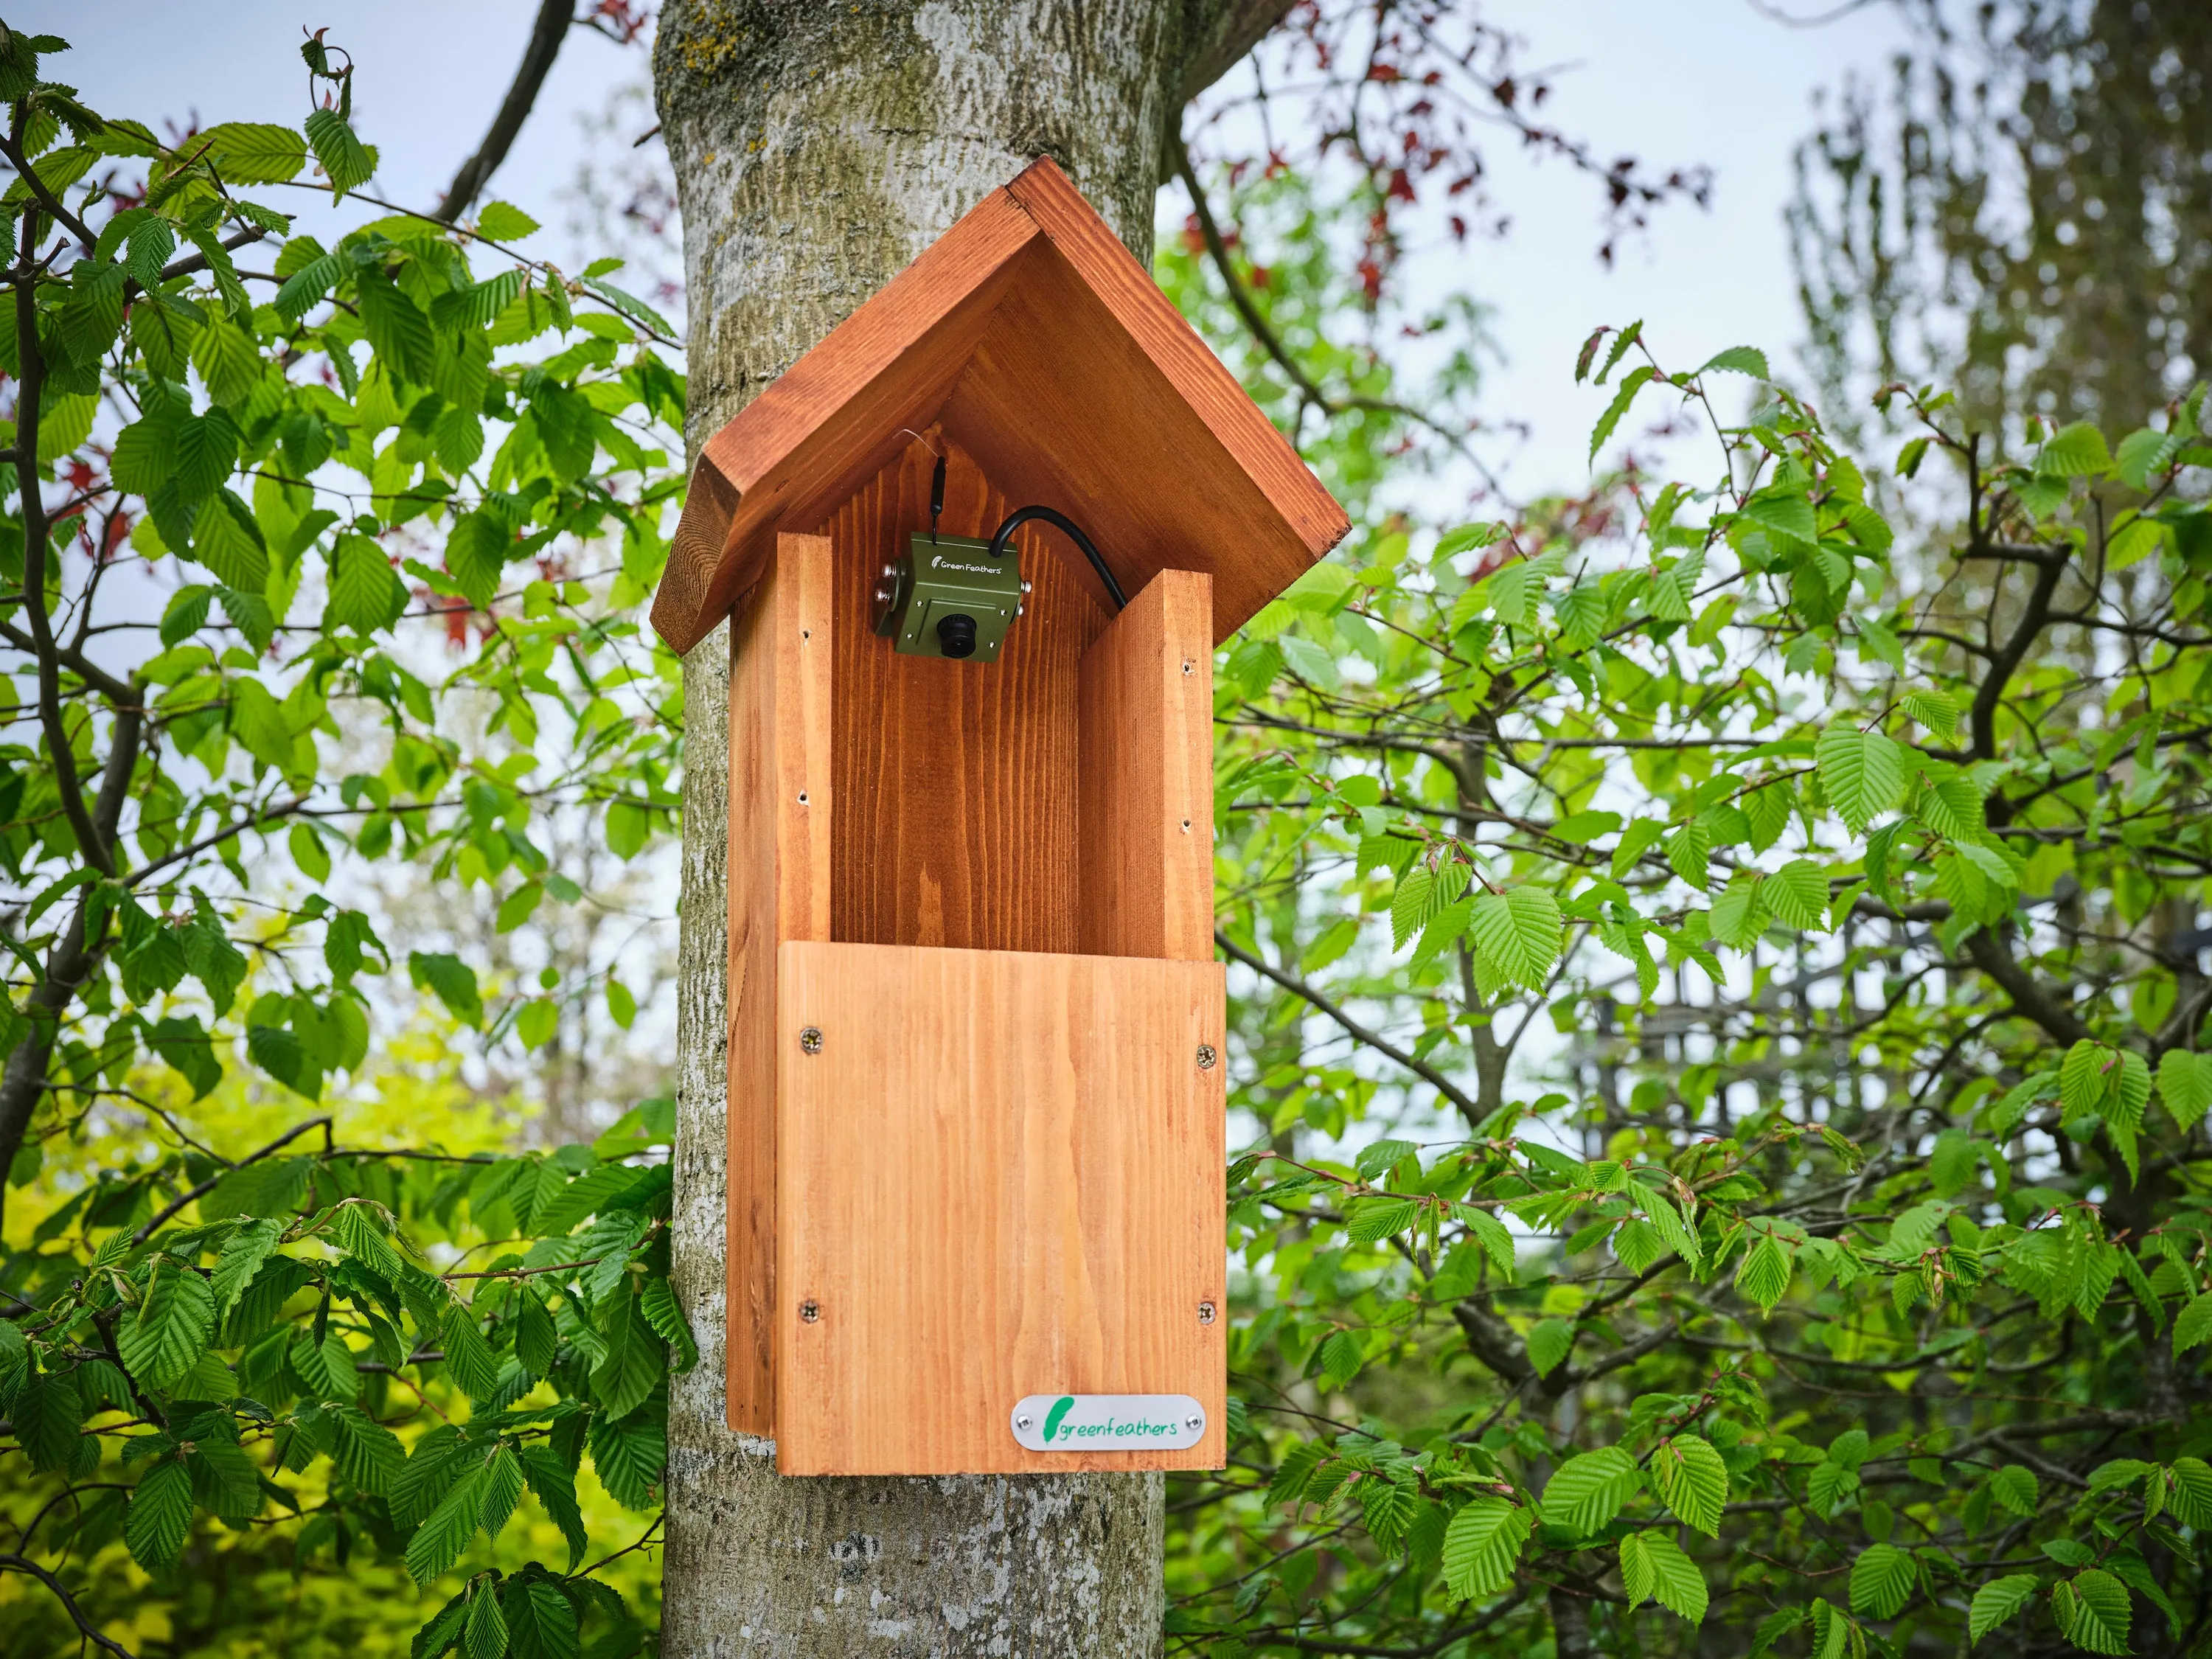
[652, 4, 1284, 1652]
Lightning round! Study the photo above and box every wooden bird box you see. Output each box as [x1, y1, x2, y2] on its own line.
[653, 157, 1349, 1475]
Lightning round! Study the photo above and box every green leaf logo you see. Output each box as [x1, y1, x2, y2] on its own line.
[1041, 1396, 1076, 1443]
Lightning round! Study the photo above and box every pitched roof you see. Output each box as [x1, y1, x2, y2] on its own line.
[650, 157, 1349, 655]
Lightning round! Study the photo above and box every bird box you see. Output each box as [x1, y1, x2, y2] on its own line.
[652, 157, 1348, 1475]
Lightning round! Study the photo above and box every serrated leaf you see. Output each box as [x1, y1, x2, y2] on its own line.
[1698, 345, 1771, 380]
[303, 108, 374, 195]
[521, 1444, 588, 1570]
[1439, 1498, 1531, 1600]
[1621, 1528, 1708, 1623]
[1736, 1234, 1793, 1313]
[474, 201, 540, 241]
[1540, 1445, 1642, 1535]
[504, 1575, 580, 1659]
[586, 1408, 664, 1510]
[1816, 725, 1906, 835]
[465, 1577, 509, 1659]
[1525, 1318, 1573, 1377]
[2157, 1050, 2212, 1120]
[439, 1301, 501, 1400]
[1989, 1464, 2039, 1517]
[1650, 1434, 1728, 1535]
[1765, 860, 1829, 931]
[125, 1455, 194, 1571]
[1467, 886, 1563, 992]
[324, 1402, 405, 1496]
[1590, 365, 1656, 464]
[405, 1460, 485, 1585]
[1902, 689, 1959, 742]
[119, 1258, 218, 1391]
[2037, 422, 2112, 479]
[2052, 1568, 2131, 1655]
[210, 1217, 283, 1318]
[1850, 1541, 1916, 1619]
[2174, 1293, 2212, 1357]
[1970, 1574, 2041, 1644]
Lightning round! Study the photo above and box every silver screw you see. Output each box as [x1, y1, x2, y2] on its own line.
[1016, 603, 1025, 616]
[800, 1026, 823, 1054]
[799, 1299, 821, 1323]
[1184, 1413, 1203, 1432]
[1197, 1300, 1217, 1324]
[1015, 1413, 1033, 1431]
[1195, 1043, 1216, 1070]
[881, 562, 897, 577]
[1020, 578, 1032, 594]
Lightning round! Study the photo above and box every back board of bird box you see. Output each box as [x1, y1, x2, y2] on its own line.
[671, 158, 1350, 1477]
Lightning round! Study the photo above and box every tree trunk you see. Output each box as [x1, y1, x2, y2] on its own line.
[652, 3, 1281, 1651]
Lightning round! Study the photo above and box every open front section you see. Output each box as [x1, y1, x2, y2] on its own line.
[824, 432, 1214, 959]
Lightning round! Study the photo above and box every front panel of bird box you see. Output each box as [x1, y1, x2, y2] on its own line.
[773, 942, 1226, 1475]
[719, 436, 1225, 1475]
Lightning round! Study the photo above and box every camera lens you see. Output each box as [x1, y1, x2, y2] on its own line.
[936, 612, 978, 658]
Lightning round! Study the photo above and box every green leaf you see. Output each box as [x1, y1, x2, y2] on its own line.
[120, 1257, 218, 1390]
[1815, 725, 1906, 835]
[198, 121, 307, 184]
[410, 952, 483, 1028]
[1988, 1464, 2039, 1517]
[1620, 1528, 1708, 1623]
[1697, 345, 1771, 380]
[1902, 688, 1960, 742]
[404, 1459, 485, 1585]
[1540, 1446, 1642, 1535]
[326, 534, 407, 633]
[465, 1585, 509, 1659]
[1764, 860, 1829, 931]
[355, 270, 436, 384]
[2051, 1568, 2131, 1655]
[439, 1302, 502, 1400]
[1590, 365, 1657, 464]
[1736, 1234, 1793, 1313]
[1524, 1318, 1573, 1377]
[189, 489, 269, 592]
[302, 108, 375, 195]
[324, 1402, 405, 1496]
[210, 1217, 283, 1318]
[477, 1443, 525, 1543]
[521, 1444, 588, 1570]
[1650, 1434, 1728, 1535]
[1850, 1542, 1916, 1619]
[474, 201, 540, 240]
[514, 1293, 560, 1380]
[2174, 1293, 2212, 1357]
[591, 1288, 664, 1421]
[1743, 487, 1817, 546]
[1439, 1498, 1531, 1601]
[125, 1456, 195, 1571]
[2157, 1050, 2212, 1120]
[504, 1574, 580, 1659]
[1970, 1574, 2042, 1644]
[2037, 421, 2113, 478]
[586, 1408, 665, 1510]
[2167, 1458, 2212, 1529]
[291, 1328, 360, 1402]
[1467, 886, 1563, 992]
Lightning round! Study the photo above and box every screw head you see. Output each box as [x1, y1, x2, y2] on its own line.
[1020, 578, 1032, 594]
[881, 562, 897, 577]
[1195, 1043, 1217, 1070]
[1185, 1413, 1203, 1433]
[799, 1298, 821, 1323]
[1015, 1413, 1033, 1430]
[799, 1026, 823, 1055]
[1197, 1299, 1217, 1325]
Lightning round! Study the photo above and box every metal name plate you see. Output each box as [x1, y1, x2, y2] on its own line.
[1009, 1394, 1206, 1452]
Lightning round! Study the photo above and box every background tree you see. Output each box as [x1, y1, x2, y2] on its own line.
[1792, 0, 2212, 435]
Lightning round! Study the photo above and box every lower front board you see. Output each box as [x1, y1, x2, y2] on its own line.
[773, 941, 1226, 1475]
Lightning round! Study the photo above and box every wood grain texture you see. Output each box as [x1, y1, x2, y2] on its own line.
[723, 533, 832, 1433]
[1078, 570, 1216, 961]
[653, 156, 1349, 655]
[827, 432, 1107, 954]
[774, 942, 1226, 1475]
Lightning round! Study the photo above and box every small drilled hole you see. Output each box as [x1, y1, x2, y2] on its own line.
[1180, 819, 1192, 832]
[796, 791, 809, 805]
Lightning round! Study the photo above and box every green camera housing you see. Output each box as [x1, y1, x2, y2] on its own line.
[873, 532, 1026, 662]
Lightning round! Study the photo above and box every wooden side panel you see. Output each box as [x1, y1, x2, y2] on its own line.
[652, 200, 1042, 654]
[1077, 570, 1215, 961]
[723, 533, 832, 1434]
[825, 433, 1107, 953]
[775, 942, 1226, 1475]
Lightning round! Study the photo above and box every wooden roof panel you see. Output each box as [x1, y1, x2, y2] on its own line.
[651, 158, 1348, 655]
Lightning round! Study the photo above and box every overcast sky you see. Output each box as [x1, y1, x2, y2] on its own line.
[29, 1, 1912, 493]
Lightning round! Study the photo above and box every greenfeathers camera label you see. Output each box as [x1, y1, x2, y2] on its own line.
[1009, 1394, 1206, 1452]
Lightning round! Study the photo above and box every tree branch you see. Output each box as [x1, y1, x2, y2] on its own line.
[0, 1554, 139, 1656]
[433, 0, 574, 223]
[1963, 928, 2094, 1049]
[131, 1117, 333, 1245]
[1215, 930, 1481, 1119]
